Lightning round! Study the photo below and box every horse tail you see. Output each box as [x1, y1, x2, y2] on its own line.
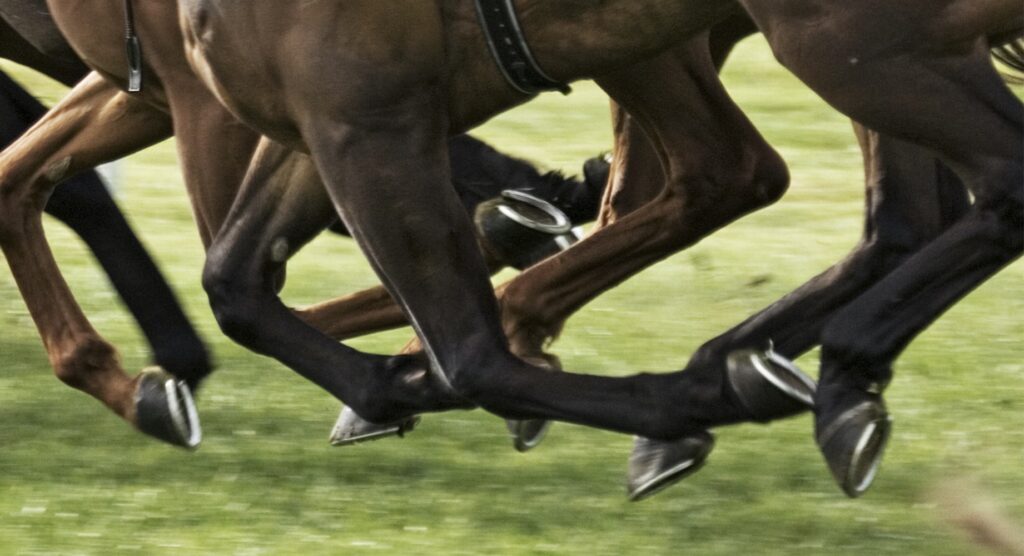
[991, 37, 1024, 85]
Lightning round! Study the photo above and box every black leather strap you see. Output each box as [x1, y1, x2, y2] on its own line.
[475, 0, 571, 95]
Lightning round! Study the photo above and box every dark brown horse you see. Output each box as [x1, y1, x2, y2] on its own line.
[0, 0, 809, 493]
[385, 13, 1012, 499]
[0, 0, 1017, 500]
[169, 0, 1022, 500]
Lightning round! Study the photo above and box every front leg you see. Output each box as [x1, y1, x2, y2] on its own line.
[200, 136, 470, 422]
[744, 1, 1024, 496]
[296, 77, 739, 442]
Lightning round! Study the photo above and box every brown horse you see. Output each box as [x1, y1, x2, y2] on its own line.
[2, 0, 1015, 499]
[170, 0, 1022, 500]
[0, 1, 214, 401]
[0, 0, 810, 492]
[346, 12, 1009, 499]
[0, 0, 608, 449]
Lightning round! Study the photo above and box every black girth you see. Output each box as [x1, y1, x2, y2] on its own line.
[123, 0, 564, 97]
[474, 0, 571, 96]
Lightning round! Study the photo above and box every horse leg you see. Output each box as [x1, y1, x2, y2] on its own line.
[201, 136, 471, 424]
[744, 2, 1023, 496]
[157, 84, 259, 248]
[281, 44, 770, 443]
[296, 132, 611, 343]
[690, 125, 971, 367]
[378, 35, 797, 482]
[42, 174, 214, 388]
[589, 102, 666, 230]
[295, 286, 403, 341]
[595, 12, 757, 226]
[170, 87, 474, 443]
[0, 73, 202, 447]
[298, 138, 606, 447]
[0, 71, 212, 388]
[674, 128, 972, 501]
[496, 36, 791, 421]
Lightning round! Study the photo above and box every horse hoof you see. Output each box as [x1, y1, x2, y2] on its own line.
[329, 406, 421, 446]
[506, 418, 552, 452]
[133, 367, 202, 449]
[475, 190, 581, 270]
[816, 399, 892, 498]
[726, 348, 816, 421]
[627, 432, 715, 502]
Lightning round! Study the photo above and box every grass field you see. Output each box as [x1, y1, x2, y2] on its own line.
[0, 37, 1022, 555]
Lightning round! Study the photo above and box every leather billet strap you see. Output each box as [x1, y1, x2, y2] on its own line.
[474, 0, 572, 96]
[124, 0, 142, 92]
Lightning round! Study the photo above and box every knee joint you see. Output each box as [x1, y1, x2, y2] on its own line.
[972, 192, 1024, 257]
[749, 147, 791, 207]
[665, 143, 790, 229]
[201, 262, 264, 344]
[440, 342, 508, 404]
[446, 361, 487, 403]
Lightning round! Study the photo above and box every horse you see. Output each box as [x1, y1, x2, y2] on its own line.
[0, 0, 608, 448]
[4, 0, 1015, 499]
[345, 11, 1017, 499]
[169, 0, 1023, 500]
[0, 0, 810, 494]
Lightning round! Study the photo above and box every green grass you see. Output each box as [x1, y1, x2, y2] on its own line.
[1, 37, 1022, 555]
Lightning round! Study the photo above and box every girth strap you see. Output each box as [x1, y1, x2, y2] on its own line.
[124, 0, 142, 92]
[474, 0, 571, 96]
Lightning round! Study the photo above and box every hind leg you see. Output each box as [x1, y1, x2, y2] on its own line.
[691, 125, 971, 366]
[474, 36, 796, 492]
[745, 1, 1023, 496]
[201, 137, 471, 423]
[497, 35, 791, 403]
[288, 65, 773, 443]
[0, 73, 201, 447]
[43, 174, 213, 388]
[0, 71, 211, 388]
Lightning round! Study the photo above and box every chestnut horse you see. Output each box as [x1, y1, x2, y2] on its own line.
[0, 5, 213, 391]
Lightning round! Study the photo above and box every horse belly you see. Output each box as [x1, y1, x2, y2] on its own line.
[46, 0, 126, 79]
[4, 0, 78, 62]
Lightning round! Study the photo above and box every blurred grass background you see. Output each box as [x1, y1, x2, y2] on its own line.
[0, 36, 1022, 555]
